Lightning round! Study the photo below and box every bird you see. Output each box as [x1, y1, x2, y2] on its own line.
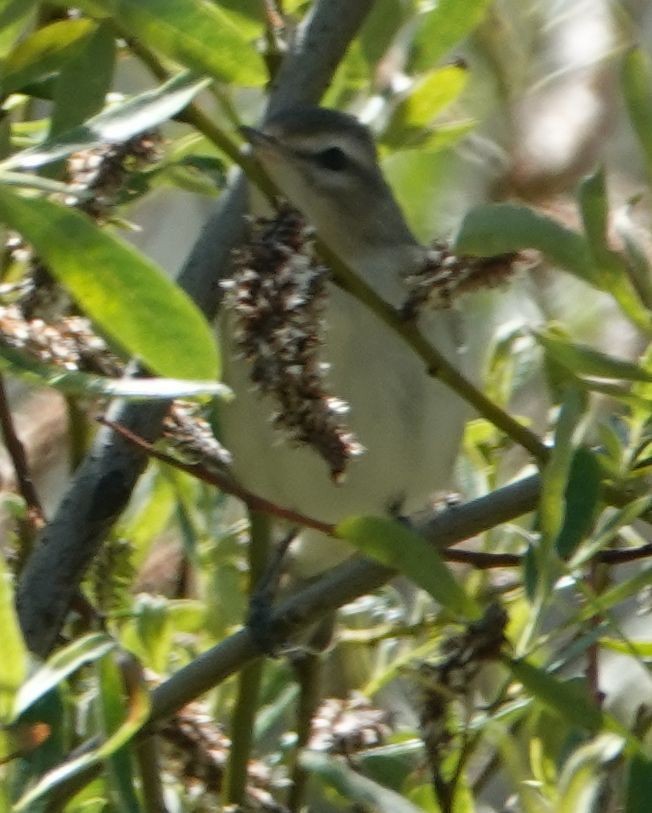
[218, 106, 477, 578]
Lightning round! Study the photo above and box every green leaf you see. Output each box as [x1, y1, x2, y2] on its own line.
[555, 448, 601, 558]
[0, 18, 95, 97]
[383, 64, 468, 147]
[539, 387, 586, 553]
[49, 23, 115, 138]
[97, 654, 141, 812]
[301, 751, 425, 813]
[88, 0, 265, 85]
[578, 169, 652, 333]
[0, 188, 219, 380]
[600, 637, 652, 658]
[0, 554, 27, 723]
[558, 734, 624, 813]
[335, 516, 480, 619]
[622, 47, 652, 184]
[583, 565, 652, 623]
[3, 71, 210, 170]
[535, 328, 652, 383]
[626, 753, 652, 813]
[0, 338, 230, 399]
[505, 657, 605, 733]
[411, 0, 493, 72]
[572, 495, 652, 568]
[455, 203, 596, 283]
[0, 0, 38, 62]
[359, 0, 405, 66]
[14, 653, 149, 812]
[14, 633, 114, 719]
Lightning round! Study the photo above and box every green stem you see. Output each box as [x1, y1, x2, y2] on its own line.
[223, 511, 270, 806]
[317, 240, 550, 464]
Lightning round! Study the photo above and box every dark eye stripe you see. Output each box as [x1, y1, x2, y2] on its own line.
[314, 146, 348, 171]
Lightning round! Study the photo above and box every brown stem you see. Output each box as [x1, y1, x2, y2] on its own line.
[97, 416, 333, 535]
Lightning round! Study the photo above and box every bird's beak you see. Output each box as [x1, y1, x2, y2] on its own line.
[239, 125, 278, 152]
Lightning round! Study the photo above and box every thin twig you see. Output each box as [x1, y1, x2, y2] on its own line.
[102, 418, 652, 571]
[0, 374, 45, 528]
[97, 416, 333, 535]
[316, 240, 549, 463]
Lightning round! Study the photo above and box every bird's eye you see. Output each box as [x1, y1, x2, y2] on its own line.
[314, 146, 348, 171]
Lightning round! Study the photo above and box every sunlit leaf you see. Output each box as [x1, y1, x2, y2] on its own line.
[0, 188, 219, 380]
[97, 654, 141, 811]
[336, 516, 480, 619]
[411, 0, 493, 72]
[0, 1, 38, 61]
[14, 634, 114, 719]
[558, 734, 624, 813]
[0, 339, 230, 399]
[85, 0, 265, 85]
[383, 64, 468, 147]
[0, 554, 27, 723]
[3, 71, 210, 170]
[600, 636, 652, 658]
[0, 18, 95, 97]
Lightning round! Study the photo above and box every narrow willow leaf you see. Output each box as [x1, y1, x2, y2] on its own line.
[622, 48, 652, 183]
[14, 653, 149, 811]
[411, 0, 492, 73]
[555, 448, 601, 558]
[505, 657, 605, 733]
[97, 655, 141, 812]
[579, 169, 652, 333]
[0, 1, 38, 61]
[88, 0, 265, 85]
[571, 495, 652, 568]
[536, 329, 652, 383]
[0, 554, 27, 723]
[581, 565, 652, 623]
[0, 18, 95, 97]
[301, 751, 425, 813]
[14, 634, 114, 719]
[335, 516, 480, 619]
[3, 71, 210, 170]
[383, 64, 468, 147]
[600, 637, 652, 658]
[49, 22, 115, 137]
[0, 188, 219, 380]
[539, 387, 586, 551]
[454, 203, 596, 283]
[0, 339, 230, 399]
[558, 734, 624, 813]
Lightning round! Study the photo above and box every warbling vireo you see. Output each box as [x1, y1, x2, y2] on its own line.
[219, 107, 475, 576]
